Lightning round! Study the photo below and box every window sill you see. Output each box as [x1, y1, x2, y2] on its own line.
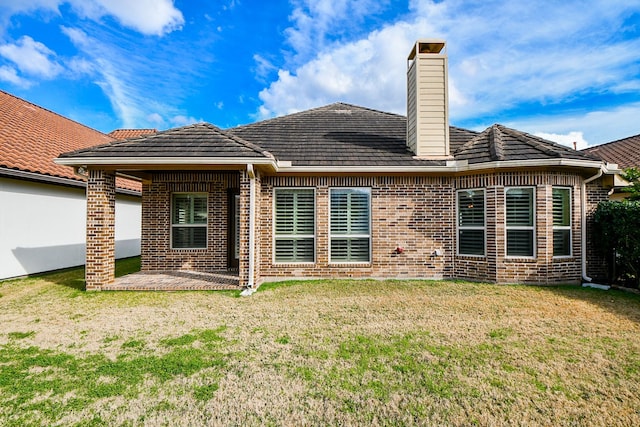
[504, 256, 537, 263]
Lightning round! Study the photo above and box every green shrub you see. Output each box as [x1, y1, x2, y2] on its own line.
[593, 200, 640, 288]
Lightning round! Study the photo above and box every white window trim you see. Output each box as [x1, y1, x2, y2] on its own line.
[552, 186, 573, 258]
[272, 187, 316, 264]
[329, 187, 372, 264]
[456, 188, 486, 257]
[505, 186, 536, 259]
[170, 192, 208, 250]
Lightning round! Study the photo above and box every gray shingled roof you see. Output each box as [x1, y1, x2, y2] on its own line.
[228, 103, 477, 166]
[58, 102, 602, 168]
[454, 124, 600, 164]
[581, 133, 640, 169]
[58, 123, 272, 159]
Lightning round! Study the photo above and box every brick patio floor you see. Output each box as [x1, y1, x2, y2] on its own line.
[102, 270, 241, 291]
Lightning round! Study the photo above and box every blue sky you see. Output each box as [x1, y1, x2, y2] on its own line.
[1, 0, 639, 148]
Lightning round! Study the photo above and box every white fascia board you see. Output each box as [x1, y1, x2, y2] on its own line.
[54, 157, 277, 167]
[276, 159, 609, 174]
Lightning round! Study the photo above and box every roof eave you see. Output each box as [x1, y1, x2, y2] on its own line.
[274, 158, 615, 174]
[55, 156, 277, 168]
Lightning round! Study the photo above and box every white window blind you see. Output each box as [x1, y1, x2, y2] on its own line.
[274, 189, 315, 263]
[506, 187, 534, 257]
[553, 187, 571, 257]
[171, 193, 207, 249]
[330, 188, 371, 263]
[458, 189, 485, 256]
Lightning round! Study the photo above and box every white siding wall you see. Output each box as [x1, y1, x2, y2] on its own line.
[0, 177, 141, 280]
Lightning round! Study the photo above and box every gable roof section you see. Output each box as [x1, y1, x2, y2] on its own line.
[108, 128, 157, 139]
[59, 122, 273, 161]
[229, 102, 478, 166]
[581, 133, 640, 169]
[454, 124, 599, 164]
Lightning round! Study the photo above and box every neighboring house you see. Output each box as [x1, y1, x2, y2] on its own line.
[582, 134, 640, 170]
[56, 40, 621, 290]
[582, 134, 640, 200]
[0, 90, 143, 280]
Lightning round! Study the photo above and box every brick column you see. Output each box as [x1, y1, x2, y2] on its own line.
[86, 169, 116, 290]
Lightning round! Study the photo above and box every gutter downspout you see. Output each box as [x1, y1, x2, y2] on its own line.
[581, 167, 604, 283]
[241, 164, 257, 296]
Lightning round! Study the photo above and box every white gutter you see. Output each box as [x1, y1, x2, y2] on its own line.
[243, 163, 257, 295]
[275, 158, 608, 174]
[581, 167, 604, 283]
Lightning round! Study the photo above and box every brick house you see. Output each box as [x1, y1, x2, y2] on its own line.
[56, 40, 620, 290]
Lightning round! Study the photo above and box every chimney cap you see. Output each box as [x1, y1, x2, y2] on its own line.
[408, 39, 446, 60]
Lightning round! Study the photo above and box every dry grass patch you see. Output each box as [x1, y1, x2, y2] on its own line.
[1, 263, 639, 425]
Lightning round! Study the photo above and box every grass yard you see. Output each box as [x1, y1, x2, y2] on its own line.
[1, 259, 639, 426]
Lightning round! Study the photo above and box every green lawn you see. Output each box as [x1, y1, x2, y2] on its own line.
[1, 259, 639, 426]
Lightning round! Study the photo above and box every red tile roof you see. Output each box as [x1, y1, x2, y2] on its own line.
[108, 128, 157, 139]
[582, 134, 640, 170]
[0, 90, 140, 193]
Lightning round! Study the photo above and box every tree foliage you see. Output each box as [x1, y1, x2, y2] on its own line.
[593, 200, 640, 288]
[620, 167, 640, 200]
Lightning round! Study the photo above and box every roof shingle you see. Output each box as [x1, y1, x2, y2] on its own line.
[60, 123, 273, 160]
[0, 90, 140, 192]
[581, 133, 640, 169]
[108, 129, 157, 140]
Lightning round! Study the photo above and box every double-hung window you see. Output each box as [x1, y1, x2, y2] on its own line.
[552, 187, 572, 257]
[274, 188, 315, 263]
[330, 188, 371, 263]
[457, 189, 485, 256]
[505, 187, 535, 257]
[171, 193, 207, 249]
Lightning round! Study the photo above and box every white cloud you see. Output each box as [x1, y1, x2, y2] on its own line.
[258, 0, 640, 144]
[146, 113, 164, 125]
[170, 115, 200, 127]
[0, 35, 62, 78]
[0, 0, 183, 36]
[534, 131, 588, 150]
[510, 103, 640, 148]
[69, 0, 184, 36]
[285, 0, 390, 63]
[0, 64, 30, 86]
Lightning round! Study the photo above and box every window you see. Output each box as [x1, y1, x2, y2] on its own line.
[457, 189, 485, 256]
[274, 188, 315, 263]
[505, 187, 535, 257]
[330, 188, 371, 263]
[171, 193, 207, 249]
[553, 187, 572, 257]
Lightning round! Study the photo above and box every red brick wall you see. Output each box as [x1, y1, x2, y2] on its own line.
[257, 171, 592, 285]
[141, 172, 239, 273]
[259, 175, 455, 280]
[135, 169, 609, 287]
[86, 169, 116, 290]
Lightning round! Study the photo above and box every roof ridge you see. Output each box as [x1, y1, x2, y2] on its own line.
[200, 123, 275, 159]
[453, 126, 492, 155]
[229, 102, 405, 131]
[489, 124, 505, 161]
[0, 89, 114, 140]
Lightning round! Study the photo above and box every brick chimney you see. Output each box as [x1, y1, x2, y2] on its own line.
[406, 39, 450, 158]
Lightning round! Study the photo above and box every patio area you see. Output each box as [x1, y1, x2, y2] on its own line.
[102, 270, 241, 291]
